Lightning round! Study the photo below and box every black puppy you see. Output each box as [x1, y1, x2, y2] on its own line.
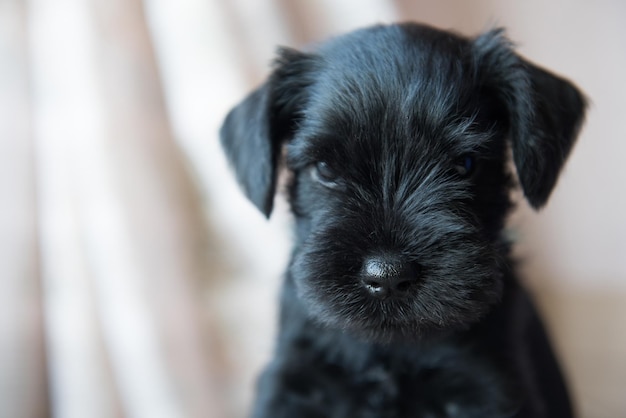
[220, 23, 586, 418]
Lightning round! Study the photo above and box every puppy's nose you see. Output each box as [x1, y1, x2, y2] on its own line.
[360, 256, 420, 299]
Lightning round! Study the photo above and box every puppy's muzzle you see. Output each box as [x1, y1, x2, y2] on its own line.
[360, 255, 421, 300]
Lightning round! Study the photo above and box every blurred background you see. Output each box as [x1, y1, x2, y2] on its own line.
[1, 0, 625, 417]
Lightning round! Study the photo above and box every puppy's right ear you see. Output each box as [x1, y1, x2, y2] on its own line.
[472, 29, 587, 209]
[220, 48, 316, 217]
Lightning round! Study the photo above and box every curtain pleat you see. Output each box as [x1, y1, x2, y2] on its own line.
[28, 0, 225, 416]
[0, 1, 50, 417]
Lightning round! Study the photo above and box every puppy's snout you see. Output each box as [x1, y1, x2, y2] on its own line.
[360, 255, 420, 299]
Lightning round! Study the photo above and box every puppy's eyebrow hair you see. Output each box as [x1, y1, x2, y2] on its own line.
[285, 135, 337, 169]
[285, 143, 315, 169]
[439, 114, 499, 153]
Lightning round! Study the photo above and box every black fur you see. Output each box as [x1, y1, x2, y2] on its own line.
[220, 23, 586, 418]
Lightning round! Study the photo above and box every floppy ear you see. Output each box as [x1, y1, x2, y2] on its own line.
[220, 49, 316, 217]
[473, 30, 587, 209]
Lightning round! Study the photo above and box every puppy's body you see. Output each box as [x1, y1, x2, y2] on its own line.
[258, 271, 566, 417]
[220, 23, 586, 417]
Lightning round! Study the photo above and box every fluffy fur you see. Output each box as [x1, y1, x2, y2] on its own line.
[220, 23, 586, 417]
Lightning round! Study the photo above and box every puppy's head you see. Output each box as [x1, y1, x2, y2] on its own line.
[220, 24, 586, 342]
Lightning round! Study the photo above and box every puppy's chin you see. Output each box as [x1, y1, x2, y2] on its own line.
[291, 256, 503, 344]
[299, 292, 478, 345]
[338, 319, 455, 345]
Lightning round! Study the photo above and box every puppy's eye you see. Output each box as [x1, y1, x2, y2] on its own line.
[311, 161, 340, 188]
[454, 155, 476, 177]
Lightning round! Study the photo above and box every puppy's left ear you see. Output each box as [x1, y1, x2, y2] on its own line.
[473, 30, 587, 209]
[220, 49, 317, 217]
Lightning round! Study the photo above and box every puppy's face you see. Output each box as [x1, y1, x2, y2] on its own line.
[285, 49, 511, 340]
[220, 24, 586, 342]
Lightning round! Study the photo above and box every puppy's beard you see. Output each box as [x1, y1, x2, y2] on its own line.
[290, 234, 504, 344]
[295, 280, 467, 344]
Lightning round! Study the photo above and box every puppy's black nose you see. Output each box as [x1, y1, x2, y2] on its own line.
[360, 256, 420, 299]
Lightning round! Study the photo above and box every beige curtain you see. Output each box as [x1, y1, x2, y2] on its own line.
[1, 1, 625, 417]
